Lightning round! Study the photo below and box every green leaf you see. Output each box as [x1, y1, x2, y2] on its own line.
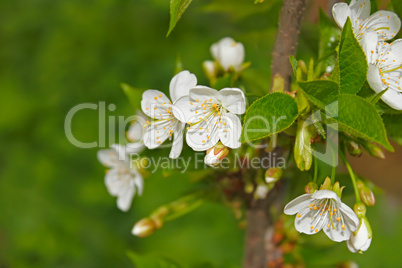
[289, 55, 298, 76]
[316, 9, 340, 77]
[325, 94, 393, 151]
[167, 0, 193, 37]
[366, 88, 388, 105]
[121, 83, 144, 109]
[241, 92, 299, 142]
[298, 80, 339, 109]
[383, 114, 402, 145]
[339, 18, 368, 94]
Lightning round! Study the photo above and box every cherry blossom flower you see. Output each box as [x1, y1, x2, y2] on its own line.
[332, 0, 401, 43]
[141, 70, 197, 158]
[174, 86, 246, 151]
[347, 217, 372, 253]
[365, 35, 402, 110]
[284, 190, 359, 242]
[97, 144, 143, 212]
[210, 37, 245, 72]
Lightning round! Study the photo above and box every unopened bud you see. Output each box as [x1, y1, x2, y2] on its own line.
[353, 202, 367, 217]
[298, 60, 308, 74]
[132, 218, 157, 238]
[294, 119, 313, 171]
[254, 184, 269, 199]
[347, 141, 362, 157]
[363, 142, 385, 159]
[203, 60, 217, 81]
[357, 180, 376, 206]
[304, 182, 318, 194]
[265, 167, 283, 183]
[204, 142, 230, 167]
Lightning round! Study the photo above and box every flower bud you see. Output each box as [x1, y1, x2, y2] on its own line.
[298, 60, 308, 74]
[304, 182, 318, 194]
[357, 180, 376, 206]
[204, 142, 230, 167]
[347, 141, 362, 157]
[254, 184, 269, 199]
[210, 37, 245, 72]
[132, 218, 157, 238]
[363, 142, 385, 159]
[294, 119, 313, 171]
[202, 60, 217, 81]
[265, 167, 283, 183]
[347, 217, 372, 253]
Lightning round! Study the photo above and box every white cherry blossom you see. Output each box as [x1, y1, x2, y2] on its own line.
[365, 35, 402, 110]
[332, 0, 401, 43]
[141, 70, 197, 158]
[211, 37, 245, 72]
[97, 144, 143, 212]
[284, 190, 359, 242]
[174, 86, 246, 151]
[347, 217, 372, 253]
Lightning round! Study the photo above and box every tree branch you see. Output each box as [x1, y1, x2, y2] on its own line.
[271, 0, 307, 92]
[244, 0, 307, 267]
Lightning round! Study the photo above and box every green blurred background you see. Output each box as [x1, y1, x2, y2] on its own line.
[1, 0, 401, 267]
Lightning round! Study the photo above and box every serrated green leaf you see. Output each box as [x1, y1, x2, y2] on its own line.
[339, 18, 368, 94]
[167, 0, 193, 37]
[316, 9, 340, 76]
[325, 94, 393, 151]
[382, 113, 402, 145]
[298, 80, 339, 109]
[121, 83, 144, 109]
[289, 55, 298, 76]
[241, 92, 299, 142]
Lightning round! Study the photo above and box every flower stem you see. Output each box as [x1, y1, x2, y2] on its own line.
[313, 153, 318, 183]
[330, 144, 336, 184]
[339, 150, 361, 203]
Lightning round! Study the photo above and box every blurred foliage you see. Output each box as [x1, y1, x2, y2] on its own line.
[0, 0, 401, 267]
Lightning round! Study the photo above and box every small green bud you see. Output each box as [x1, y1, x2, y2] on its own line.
[298, 60, 308, 74]
[132, 218, 157, 238]
[294, 119, 313, 171]
[265, 167, 283, 183]
[353, 202, 367, 218]
[357, 180, 376, 206]
[347, 141, 362, 157]
[304, 182, 318, 194]
[363, 142, 385, 159]
[204, 142, 230, 167]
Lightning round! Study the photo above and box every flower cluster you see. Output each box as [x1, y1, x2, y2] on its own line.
[333, 0, 402, 109]
[285, 178, 373, 253]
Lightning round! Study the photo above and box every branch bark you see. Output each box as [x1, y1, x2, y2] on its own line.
[244, 1, 306, 267]
[270, 0, 307, 92]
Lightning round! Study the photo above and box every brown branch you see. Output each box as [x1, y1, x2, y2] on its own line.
[244, 1, 307, 267]
[270, 0, 307, 92]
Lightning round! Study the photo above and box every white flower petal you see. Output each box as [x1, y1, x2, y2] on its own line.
[141, 90, 172, 119]
[143, 120, 172, 149]
[347, 238, 359, 253]
[362, 32, 379, 64]
[172, 96, 198, 123]
[189, 86, 219, 103]
[218, 41, 245, 71]
[169, 70, 197, 103]
[97, 149, 119, 167]
[349, 0, 370, 21]
[311, 190, 340, 201]
[218, 88, 246, 114]
[186, 115, 220, 151]
[219, 113, 242, 149]
[116, 184, 135, 212]
[169, 122, 185, 159]
[365, 11, 401, 41]
[105, 169, 121, 196]
[351, 219, 370, 250]
[361, 237, 372, 251]
[332, 3, 351, 28]
[323, 218, 352, 242]
[283, 194, 312, 215]
[339, 202, 360, 231]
